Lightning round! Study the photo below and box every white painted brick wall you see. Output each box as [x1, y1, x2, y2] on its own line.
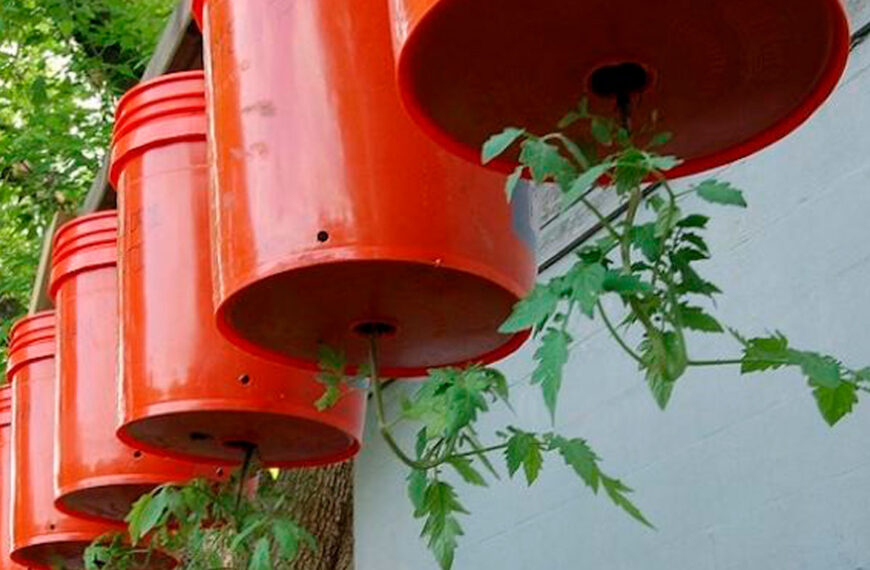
[354, 26, 870, 570]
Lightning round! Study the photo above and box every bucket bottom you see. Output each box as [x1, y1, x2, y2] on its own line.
[120, 409, 360, 467]
[56, 481, 164, 523]
[12, 533, 173, 569]
[219, 259, 527, 376]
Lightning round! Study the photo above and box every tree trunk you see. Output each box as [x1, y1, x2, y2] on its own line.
[284, 461, 354, 570]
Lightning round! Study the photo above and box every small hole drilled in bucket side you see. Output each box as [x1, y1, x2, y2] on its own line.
[316, 231, 329, 243]
[238, 374, 251, 386]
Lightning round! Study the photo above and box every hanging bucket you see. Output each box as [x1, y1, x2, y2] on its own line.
[192, 0, 537, 377]
[6, 312, 117, 568]
[0, 387, 26, 570]
[49, 213, 224, 524]
[110, 71, 365, 466]
[385, 0, 850, 179]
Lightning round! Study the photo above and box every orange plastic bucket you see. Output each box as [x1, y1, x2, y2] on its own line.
[6, 312, 116, 568]
[385, 0, 849, 179]
[193, 0, 536, 377]
[0, 387, 26, 570]
[110, 72, 365, 466]
[49, 213, 224, 523]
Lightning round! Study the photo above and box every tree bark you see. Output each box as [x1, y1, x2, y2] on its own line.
[283, 462, 354, 570]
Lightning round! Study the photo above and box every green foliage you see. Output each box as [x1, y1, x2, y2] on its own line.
[0, 0, 173, 371]
[488, 103, 868, 424]
[364, 363, 649, 569]
[733, 332, 867, 425]
[85, 466, 315, 569]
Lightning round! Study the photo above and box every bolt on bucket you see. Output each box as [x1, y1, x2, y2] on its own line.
[110, 71, 365, 466]
[6, 312, 119, 568]
[193, 0, 537, 377]
[49, 213, 224, 524]
[386, 0, 850, 179]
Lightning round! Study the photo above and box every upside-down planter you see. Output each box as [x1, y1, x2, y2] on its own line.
[0, 387, 25, 570]
[110, 71, 365, 466]
[192, 0, 536, 376]
[386, 0, 850, 178]
[6, 312, 115, 568]
[49, 212, 223, 523]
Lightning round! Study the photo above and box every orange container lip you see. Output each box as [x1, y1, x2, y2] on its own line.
[50, 213, 222, 524]
[196, 0, 537, 376]
[0, 386, 11, 429]
[49, 211, 119, 300]
[112, 71, 366, 467]
[388, 0, 850, 180]
[109, 72, 207, 189]
[5, 312, 57, 382]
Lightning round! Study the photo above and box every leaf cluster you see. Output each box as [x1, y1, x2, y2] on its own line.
[85, 466, 315, 570]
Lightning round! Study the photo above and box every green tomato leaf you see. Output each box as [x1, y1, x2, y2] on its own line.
[562, 162, 613, 207]
[482, 128, 525, 164]
[532, 328, 572, 421]
[644, 154, 681, 172]
[504, 166, 524, 202]
[248, 537, 271, 570]
[813, 382, 858, 426]
[558, 111, 582, 129]
[519, 138, 577, 189]
[567, 262, 606, 317]
[127, 489, 168, 544]
[420, 482, 467, 570]
[677, 304, 723, 333]
[648, 131, 672, 147]
[790, 351, 841, 389]
[447, 456, 488, 487]
[548, 435, 599, 491]
[603, 272, 652, 295]
[499, 282, 559, 334]
[590, 117, 613, 146]
[408, 469, 428, 516]
[272, 518, 300, 562]
[505, 431, 544, 485]
[630, 223, 662, 262]
[231, 515, 269, 552]
[601, 475, 654, 528]
[640, 332, 687, 409]
[695, 180, 747, 207]
[740, 333, 790, 373]
[676, 214, 709, 229]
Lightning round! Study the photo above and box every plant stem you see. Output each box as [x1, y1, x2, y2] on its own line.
[687, 359, 743, 367]
[597, 300, 644, 365]
[620, 185, 666, 363]
[369, 336, 443, 472]
[448, 443, 510, 461]
[579, 196, 621, 242]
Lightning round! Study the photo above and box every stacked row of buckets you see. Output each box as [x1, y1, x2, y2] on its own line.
[2, 1, 538, 567]
[2, 0, 851, 566]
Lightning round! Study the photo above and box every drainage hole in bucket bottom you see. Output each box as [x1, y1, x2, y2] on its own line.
[588, 62, 650, 98]
[189, 432, 213, 442]
[352, 321, 398, 338]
